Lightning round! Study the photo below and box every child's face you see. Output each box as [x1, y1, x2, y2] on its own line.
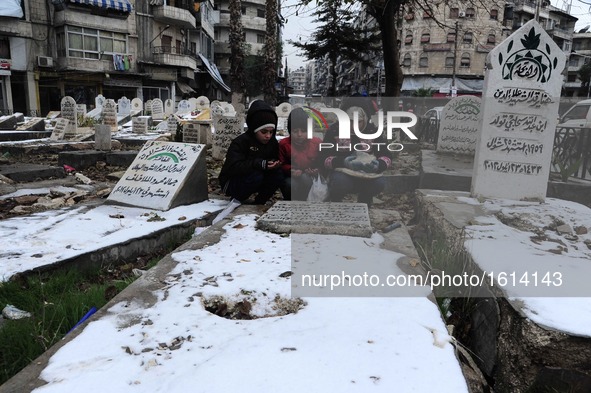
[255, 128, 274, 144]
[291, 128, 307, 145]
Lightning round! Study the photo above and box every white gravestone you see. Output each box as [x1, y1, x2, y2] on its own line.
[76, 104, 87, 117]
[107, 141, 209, 210]
[132, 116, 149, 134]
[165, 99, 174, 116]
[131, 98, 143, 115]
[212, 114, 245, 160]
[86, 95, 105, 120]
[276, 102, 292, 131]
[195, 96, 210, 109]
[188, 98, 198, 111]
[167, 115, 178, 134]
[177, 100, 192, 115]
[95, 124, 112, 151]
[151, 98, 165, 120]
[96, 94, 105, 109]
[50, 118, 69, 141]
[437, 96, 481, 155]
[60, 96, 78, 134]
[102, 99, 118, 132]
[183, 120, 212, 146]
[471, 20, 566, 202]
[145, 100, 153, 115]
[118, 97, 131, 116]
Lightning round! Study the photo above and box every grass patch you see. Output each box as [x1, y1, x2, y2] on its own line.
[0, 268, 132, 385]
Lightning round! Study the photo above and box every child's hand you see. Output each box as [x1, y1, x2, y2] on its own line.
[266, 160, 281, 170]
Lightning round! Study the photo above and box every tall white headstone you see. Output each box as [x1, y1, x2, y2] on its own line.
[471, 20, 566, 202]
[76, 104, 87, 117]
[131, 98, 143, 115]
[102, 99, 118, 132]
[437, 96, 481, 155]
[177, 100, 192, 115]
[212, 114, 245, 160]
[95, 94, 106, 109]
[117, 96, 131, 116]
[195, 96, 210, 110]
[165, 99, 174, 116]
[151, 98, 165, 120]
[145, 100, 153, 115]
[188, 97, 199, 111]
[60, 96, 78, 134]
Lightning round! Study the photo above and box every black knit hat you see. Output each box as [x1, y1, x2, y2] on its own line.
[246, 100, 278, 133]
[287, 107, 309, 134]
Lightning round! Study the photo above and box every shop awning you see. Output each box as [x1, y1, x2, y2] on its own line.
[176, 81, 195, 95]
[198, 53, 231, 93]
[69, 0, 133, 13]
[401, 76, 483, 93]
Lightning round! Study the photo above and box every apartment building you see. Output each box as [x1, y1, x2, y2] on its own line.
[289, 66, 306, 95]
[563, 32, 591, 97]
[0, 0, 226, 116]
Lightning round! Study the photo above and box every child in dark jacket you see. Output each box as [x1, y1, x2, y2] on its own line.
[320, 96, 392, 206]
[218, 100, 284, 204]
[279, 107, 322, 200]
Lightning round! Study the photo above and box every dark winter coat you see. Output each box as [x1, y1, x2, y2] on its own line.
[218, 101, 280, 188]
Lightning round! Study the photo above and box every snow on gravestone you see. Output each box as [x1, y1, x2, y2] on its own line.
[107, 141, 208, 210]
[212, 114, 244, 160]
[151, 99, 165, 120]
[437, 96, 481, 155]
[60, 96, 77, 134]
[471, 20, 565, 202]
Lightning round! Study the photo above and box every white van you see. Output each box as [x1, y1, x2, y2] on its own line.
[558, 99, 591, 129]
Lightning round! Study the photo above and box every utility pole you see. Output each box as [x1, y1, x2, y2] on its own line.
[451, 21, 459, 97]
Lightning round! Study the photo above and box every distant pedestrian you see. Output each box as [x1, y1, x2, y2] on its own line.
[279, 107, 322, 200]
[218, 100, 284, 204]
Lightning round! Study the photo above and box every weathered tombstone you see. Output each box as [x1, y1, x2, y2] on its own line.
[212, 114, 245, 160]
[151, 98, 165, 120]
[221, 102, 235, 116]
[107, 141, 208, 210]
[50, 118, 69, 141]
[471, 20, 566, 202]
[76, 104, 87, 117]
[167, 115, 178, 135]
[164, 99, 174, 116]
[95, 124, 112, 151]
[276, 102, 292, 131]
[234, 103, 245, 116]
[183, 120, 212, 145]
[437, 96, 481, 155]
[102, 99, 118, 132]
[195, 96, 210, 110]
[256, 201, 372, 237]
[177, 100, 192, 115]
[60, 96, 78, 134]
[86, 95, 105, 120]
[132, 116, 149, 134]
[188, 97, 198, 111]
[145, 100, 153, 115]
[95, 94, 106, 109]
[210, 101, 224, 116]
[117, 97, 131, 116]
[16, 117, 45, 131]
[46, 111, 61, 119]
[131, 98, 143, 115]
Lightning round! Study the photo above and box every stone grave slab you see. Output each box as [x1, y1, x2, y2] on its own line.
[437, 96, 481, 155]
[102, 99, 118, 131]
[151, 99, 165, 120]
[117, 97, 131, 116]
[50, 119, 69, 141]
[132, 116, 150, 134]
[95, 124, 112, 151]
[86, 95, 104, 120]
[256, 201, 373, 237]
[164, 99, 174, 116]
[145, 100, 153, 115]
[212, 114, 244, 160]
[0, 115, 17, 130]
[16, 117, 45, 132]
[107, 141, 208, 210]
[183, 120, 211, 145]
[60, 96, 78, 134]
[195, 96, 210, 109]
[471, 20, 566, 202]
[167, 115, 178, 134]
[76, 104, 87, 117]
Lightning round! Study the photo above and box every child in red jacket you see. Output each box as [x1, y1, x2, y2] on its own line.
[279, 107, 323, 200]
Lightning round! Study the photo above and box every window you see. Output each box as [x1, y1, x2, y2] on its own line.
[403, 54, 411, 67]
[569, 57, 579, 67]
[419, 55, 428, 67]
[567, 74, 578, 82]
[257, 34, 265, 44]
[460, 53, 470, 67]
[405, 32, 413, 45]
[214, 28, 221, 40]
[465, 7, 475, 18]
[421, 32, 430, 43]
[257, 8, 265, 18]
[490, 9, 498, 20]
[447, 32, 456, 42]
[0, 38, 10, 59]
[450, 7, 459, 18]
[63, 26, 128, 59]
[487, 33, 496, 44]
[445, 54, 454, 67]
[463, 31, 473, 43]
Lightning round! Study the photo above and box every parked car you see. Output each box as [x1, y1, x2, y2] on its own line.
[558, 99, 591, 129]
[416, 106, 444, 143]
[421, 106, 444, 122]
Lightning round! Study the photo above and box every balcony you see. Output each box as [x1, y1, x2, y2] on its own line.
[152, 46, 197, 70]
[153, 5, 196, 29]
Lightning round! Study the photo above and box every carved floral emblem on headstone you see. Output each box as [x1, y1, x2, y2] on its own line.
[499, 27, 559, 83]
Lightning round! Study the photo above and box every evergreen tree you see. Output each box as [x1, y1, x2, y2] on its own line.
[229, 0, 246, 103]
[263, 0, 279, 104]
[289, 0, 380, 97]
